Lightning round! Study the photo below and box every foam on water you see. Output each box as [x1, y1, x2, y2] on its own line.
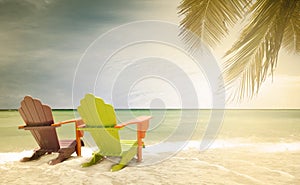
[257, 142, 300, 153]
[1, 140, 300, 165]
[184, 140, 300, 153]
[0, 151, 32, 164]
[0, 147, 95, 165]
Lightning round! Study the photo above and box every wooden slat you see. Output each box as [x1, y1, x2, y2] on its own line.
[30, 127, 60, 152]
[78, 94, 98, 126]
[18, 107, 29, 124]
[20, 97, 34, 123]
[78, 102, 92, 126]
[104, 103, 117, 125]
[59, 140, 76, 148]
[85, 94, 99, 126]
[95, 97, 108, 125]
[42, 105, 54, 124]
[33, 99, 46, 122]
[23, 96, 40, 123]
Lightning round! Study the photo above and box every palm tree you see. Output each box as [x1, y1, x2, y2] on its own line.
[178, 0, 300, 101]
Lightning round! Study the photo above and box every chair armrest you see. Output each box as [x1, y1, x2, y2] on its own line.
[114, 116, 152, 131]
[77, 123, 86, 128]
[51, 119, 81, 127]
[18, 125, 56, 129]
[18, 119, 75, 129]
[18, 125, 26, 129]
[115, 116, 151, 162]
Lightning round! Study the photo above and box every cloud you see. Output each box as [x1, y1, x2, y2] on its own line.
[0, 0, 181, 108]
[0, 48, 78, 108]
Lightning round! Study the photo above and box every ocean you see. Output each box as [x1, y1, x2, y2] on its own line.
[1, 109, 300, 184]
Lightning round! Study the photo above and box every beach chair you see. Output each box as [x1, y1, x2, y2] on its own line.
[77, 94, 151, 171]
[18, 96, 84, 165]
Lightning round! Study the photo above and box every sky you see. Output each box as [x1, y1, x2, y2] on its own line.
[0, 0, 299, 109]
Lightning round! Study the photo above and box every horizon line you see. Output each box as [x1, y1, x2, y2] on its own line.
[1, 108, 300, 111]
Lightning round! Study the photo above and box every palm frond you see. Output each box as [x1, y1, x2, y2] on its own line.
[223, 0, 298, 101]
[282, 1, 300, 54]
[178, 0, 251, 50]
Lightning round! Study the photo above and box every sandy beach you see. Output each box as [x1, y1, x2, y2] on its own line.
[1, 140, 300, 185]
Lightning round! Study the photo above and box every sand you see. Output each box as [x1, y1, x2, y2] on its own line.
[1, 143, 300, 185]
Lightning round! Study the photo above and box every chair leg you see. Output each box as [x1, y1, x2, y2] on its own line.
[75, 139, 84, 156]
[49, 148, 76, 165]
[21, 149, 46, 162]
[49, 141, 77, 165]
[111, 145, 137, 172]
[81, 152, 104, 167]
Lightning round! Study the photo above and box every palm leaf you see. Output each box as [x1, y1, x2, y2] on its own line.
[223, 0, 298, 101]
[282, 1, 300, 54]
[178, 0, 251, 50]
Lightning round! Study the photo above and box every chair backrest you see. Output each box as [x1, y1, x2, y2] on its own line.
[19, 96, 54, 126]
[77, 94, 122, 155]
[19, 96, 60, 151]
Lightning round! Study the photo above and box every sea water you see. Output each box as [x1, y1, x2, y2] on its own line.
[1, 109, 299, 152]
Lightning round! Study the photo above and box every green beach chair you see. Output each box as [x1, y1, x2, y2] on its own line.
[18, 96, 84, 164]
[77, 94, 151, 171]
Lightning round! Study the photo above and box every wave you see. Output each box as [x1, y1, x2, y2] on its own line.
[0, 148, 95, 165]
[1, 139, 300, 165]
[184, 139, 300, 153]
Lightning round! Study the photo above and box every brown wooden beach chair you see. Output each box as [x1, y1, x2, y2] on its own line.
[18, 96, 84, 165]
